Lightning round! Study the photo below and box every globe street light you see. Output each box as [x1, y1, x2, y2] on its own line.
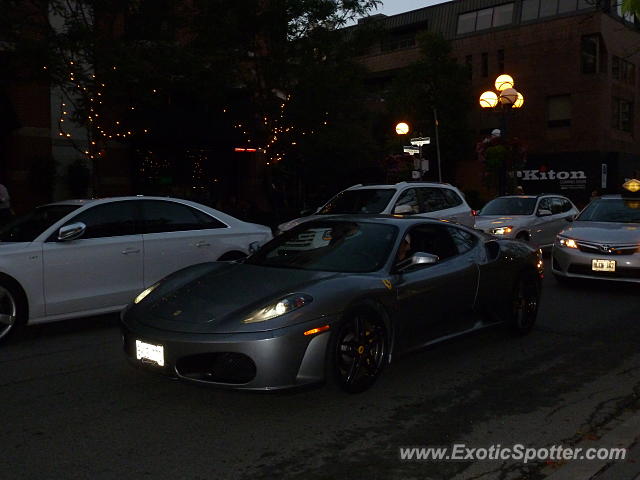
[395, 122, 410, 135]
[479, 74, 525, 195]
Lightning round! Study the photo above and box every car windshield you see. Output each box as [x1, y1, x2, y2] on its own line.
[479, 197, 537, 215]
[319, 189, 395, 214]
[0, 204, 81, 242]
[577, 198, 640, 223]
[246, 220, 398, 273]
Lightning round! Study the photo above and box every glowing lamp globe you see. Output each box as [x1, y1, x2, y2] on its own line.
[395, 122, 410, 135]
[479, 91, 499, 108]
[499, 88, 518, 105]
[495, 74, 514, 91]
[513, 92, 524, 109]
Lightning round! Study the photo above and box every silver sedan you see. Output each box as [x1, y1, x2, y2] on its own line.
[553, 194, 640, 283]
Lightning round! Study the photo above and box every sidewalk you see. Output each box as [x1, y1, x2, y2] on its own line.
[545, 410, 640, 480]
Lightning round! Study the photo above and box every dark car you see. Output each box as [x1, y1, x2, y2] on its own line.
[121, 216, 543, 393]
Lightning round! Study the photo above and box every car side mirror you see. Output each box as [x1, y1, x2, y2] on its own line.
[58, 222, 86, 242]
[394, 204, 414, 215]
[537, 209, 552, 217]
[396, 252, 439, 272]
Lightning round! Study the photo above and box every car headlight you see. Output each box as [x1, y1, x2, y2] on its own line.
[491, 226, 514, 235]
[557, 236, 578, 249]
[134, 283, 160, 304]
[243, 293, 313, 324]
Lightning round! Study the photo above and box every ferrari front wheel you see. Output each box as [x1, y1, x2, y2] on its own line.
[327, 311, 388, 393]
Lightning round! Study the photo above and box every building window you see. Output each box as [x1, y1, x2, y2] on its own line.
[522, 0, 588, 21]
[613, 98, 634, 132]
[558, 0, 577, 13]
[497, 49, 505, 71]
[457, 12, 477, 34]
[456, 3, 514, 34]
[521, 0, 539, 21]
[482, 52, 489, 77]
[612, 55, 636, 84]
[581, 35, 600, 74]
[540, 0, 559, 17]
[612, 55, 620, 79]
[493, 4, 514, 26]
[547, 95, 572, 128]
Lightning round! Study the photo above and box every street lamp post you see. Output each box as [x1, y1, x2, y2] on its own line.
[479, 74, 524, 195]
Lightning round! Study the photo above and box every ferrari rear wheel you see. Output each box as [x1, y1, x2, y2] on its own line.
[509, 272, 540, 335]
[328, 311, 388, 393]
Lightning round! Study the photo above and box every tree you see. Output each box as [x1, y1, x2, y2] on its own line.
[1, 0, 383, 204]
[387, 32, 473, 182]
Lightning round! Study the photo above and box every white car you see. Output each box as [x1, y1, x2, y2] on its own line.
[474, 194, 579, 248]
[278, 181, 474, 232]
[0, 196, 272, 340]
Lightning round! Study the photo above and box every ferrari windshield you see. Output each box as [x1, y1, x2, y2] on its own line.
[247, 221, 398, 273]
[479, 197, 537, 215]
[0, 204, 80, 242]
[319, 189, 395, 214]
[577, 198, 640, 223]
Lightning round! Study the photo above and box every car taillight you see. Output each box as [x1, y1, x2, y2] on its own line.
[471, 210, 479, 216]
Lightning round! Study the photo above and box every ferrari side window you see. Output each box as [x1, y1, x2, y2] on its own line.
[408, 224, 459, 261]
[448, 227, 477, 254]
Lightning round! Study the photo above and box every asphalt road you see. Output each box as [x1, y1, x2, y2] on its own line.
[1, 273, 639, 480]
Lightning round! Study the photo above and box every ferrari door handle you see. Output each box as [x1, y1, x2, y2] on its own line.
[194, 241, 211, 248]
[121, 248, 141, 255]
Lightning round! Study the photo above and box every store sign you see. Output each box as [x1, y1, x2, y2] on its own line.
[516, 168, 588, 191]
[516, 169, 586, 181]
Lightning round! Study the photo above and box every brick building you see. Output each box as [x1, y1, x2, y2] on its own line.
[358, 0, 640, 204]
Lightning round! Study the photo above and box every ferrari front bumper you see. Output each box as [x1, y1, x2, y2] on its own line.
[121, 315, 339, 390]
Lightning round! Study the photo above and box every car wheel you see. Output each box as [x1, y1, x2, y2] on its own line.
[0, 282, 23, 342]
[508, 272, 540, 335]
[327, 311, 388, 393]
[217, 251, 247, 262]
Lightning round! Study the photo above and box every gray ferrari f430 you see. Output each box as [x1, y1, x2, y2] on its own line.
[121, 216, 543, 393]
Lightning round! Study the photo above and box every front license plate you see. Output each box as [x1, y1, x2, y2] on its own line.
[135, 339, 165, 367]
[592, 259, 616, 272]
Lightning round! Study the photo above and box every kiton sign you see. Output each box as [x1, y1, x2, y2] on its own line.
[516, 169, 586, 180]
[516, 168, 588, 190]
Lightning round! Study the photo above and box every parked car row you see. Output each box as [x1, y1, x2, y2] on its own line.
[2, 179, 638, 393]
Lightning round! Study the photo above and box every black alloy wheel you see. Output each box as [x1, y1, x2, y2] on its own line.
[329, 312, 388, 393]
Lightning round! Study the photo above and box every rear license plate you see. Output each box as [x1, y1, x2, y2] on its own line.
[592, 259, 616, 272]
[135, 339, 165, 367]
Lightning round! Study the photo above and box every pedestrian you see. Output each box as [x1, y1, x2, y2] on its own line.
[0, 182, 12, 225]
[514, 185, 524, 195]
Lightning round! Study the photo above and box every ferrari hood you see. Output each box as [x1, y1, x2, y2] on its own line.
[559, 221, 640, 244]
[134, 262, 338, 334]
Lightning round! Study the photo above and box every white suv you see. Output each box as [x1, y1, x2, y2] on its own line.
[278, 182, 474, 232]
[474, 194, 579, 248]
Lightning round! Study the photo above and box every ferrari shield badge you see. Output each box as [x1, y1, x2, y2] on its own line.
[382, 279, 393, 290]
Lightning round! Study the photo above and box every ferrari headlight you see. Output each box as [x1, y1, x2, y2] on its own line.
[134, 283, 160, 304]
[557, 236, 578, 249]
[244, 293, 313, 324]
[491, 226, 513, 235]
